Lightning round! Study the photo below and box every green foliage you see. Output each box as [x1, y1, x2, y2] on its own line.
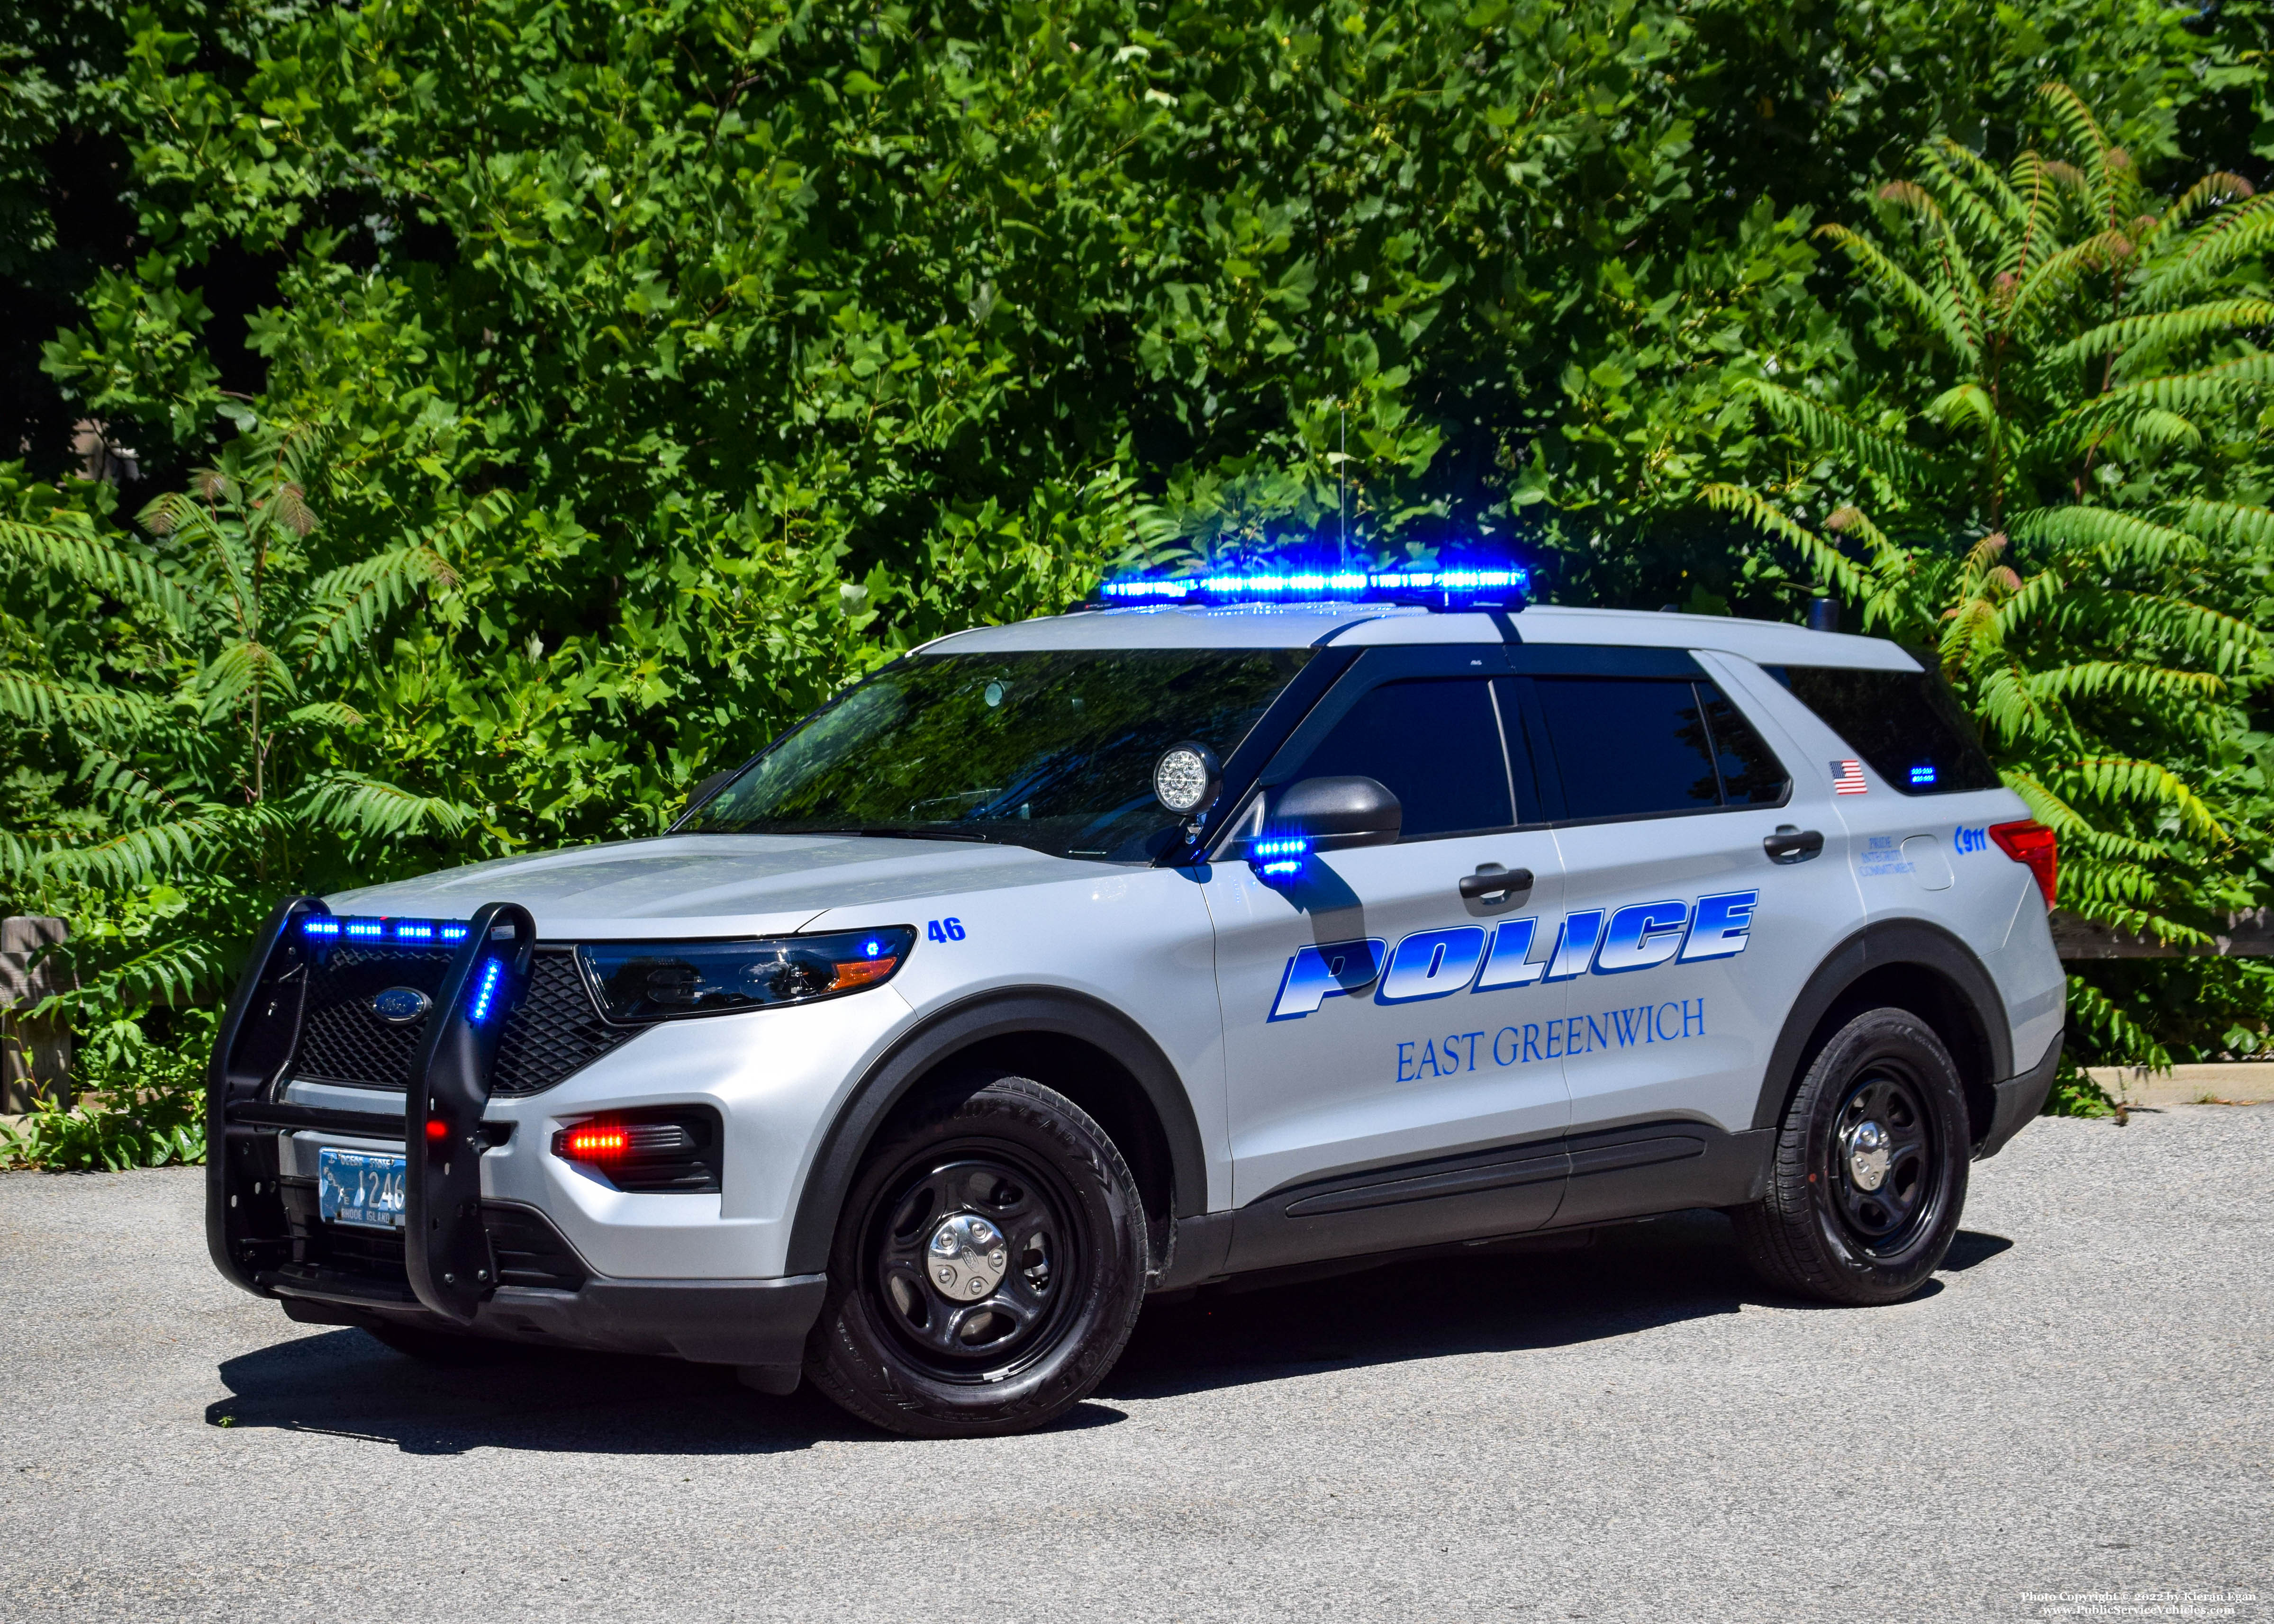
[0, 1007, 210, 1171]
[1703, 86, 2274, 1093]
[0, 5, 2269, 1164]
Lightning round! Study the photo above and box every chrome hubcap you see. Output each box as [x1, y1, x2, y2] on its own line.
[1846, 1120, 1891, 1191]
[926, 1212, 1008, 1301]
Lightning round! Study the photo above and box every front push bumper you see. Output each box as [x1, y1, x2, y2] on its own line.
[207, 895, 830, 1389]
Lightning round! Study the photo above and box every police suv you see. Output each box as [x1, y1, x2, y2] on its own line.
[206, 576, 2066, 1436]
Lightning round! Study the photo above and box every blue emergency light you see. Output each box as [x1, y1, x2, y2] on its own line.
[303, 914, 473, 946]
[1097, 566, 1528, 610]
[1249, 836, 1311, 883]
[468, 957, 507, 1023]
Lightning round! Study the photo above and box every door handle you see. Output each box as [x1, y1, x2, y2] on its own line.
[1459, 866, 1534, 902]
[1763, 825, 1824, 865]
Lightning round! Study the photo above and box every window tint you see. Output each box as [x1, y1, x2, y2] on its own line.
[1531, 677, 1790, 820]
[1286, 678, 1517, 838]
[1699, 684, 1792, 805]
[1764, 664, 2001, 794]
[1535, 678, 1720, 820]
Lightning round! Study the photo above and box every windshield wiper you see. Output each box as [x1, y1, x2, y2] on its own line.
[812, 826, 997, 844]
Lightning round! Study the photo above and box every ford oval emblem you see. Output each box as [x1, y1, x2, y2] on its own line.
[371, 986, 432, 1027]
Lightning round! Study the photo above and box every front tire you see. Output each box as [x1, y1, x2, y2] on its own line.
[804, 1074, 1148, 1437]
[1734, 1006, 1970, 1305]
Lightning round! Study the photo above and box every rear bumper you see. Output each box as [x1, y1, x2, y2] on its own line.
[273, 1268, 828, 1373]
[1977, 1032, 2062, 1159]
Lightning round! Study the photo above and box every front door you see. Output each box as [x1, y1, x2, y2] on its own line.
[1205, 648, 1572, 1251]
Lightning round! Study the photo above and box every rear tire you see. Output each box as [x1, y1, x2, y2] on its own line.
[804, 1074, 1147, 1438]
[1734, 1006, 1970, 1306]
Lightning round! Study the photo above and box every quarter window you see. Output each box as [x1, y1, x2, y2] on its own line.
[1762, 665, 2001, 794]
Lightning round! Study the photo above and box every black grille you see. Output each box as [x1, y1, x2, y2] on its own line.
[290, 945, 643, 1097]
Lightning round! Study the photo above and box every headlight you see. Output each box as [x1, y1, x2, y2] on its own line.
[576, 927, 918, 1023]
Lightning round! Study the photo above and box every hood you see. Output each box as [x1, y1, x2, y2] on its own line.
[327, 834, 1113, 940]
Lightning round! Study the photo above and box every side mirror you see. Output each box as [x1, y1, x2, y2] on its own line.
[1271, 776, 1403, 850]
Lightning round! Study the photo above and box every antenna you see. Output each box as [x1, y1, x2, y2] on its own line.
[1339, 405, 1348, 570]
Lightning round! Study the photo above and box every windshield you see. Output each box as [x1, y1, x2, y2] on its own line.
[683, 647, 1314, 861]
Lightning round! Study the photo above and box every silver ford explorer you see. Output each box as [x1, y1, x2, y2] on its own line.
[206, 577, 2067, 1436]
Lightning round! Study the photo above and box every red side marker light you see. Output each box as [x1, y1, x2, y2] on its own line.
[1988, 820, 2058, 909]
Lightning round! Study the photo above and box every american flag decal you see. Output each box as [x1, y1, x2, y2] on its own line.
[1830, 759, 1867, 795]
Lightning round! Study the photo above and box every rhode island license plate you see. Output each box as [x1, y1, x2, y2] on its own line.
[318, 1146, 408, 1231]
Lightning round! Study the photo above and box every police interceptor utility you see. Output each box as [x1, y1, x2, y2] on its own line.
[206, 576, 2066, 1436]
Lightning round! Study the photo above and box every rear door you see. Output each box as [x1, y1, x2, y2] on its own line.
[1204, 646, 1572, 1228]
[1512, 649, 1860, 1142]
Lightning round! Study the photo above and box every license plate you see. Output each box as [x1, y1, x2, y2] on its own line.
[318, 1146, 407, 1231]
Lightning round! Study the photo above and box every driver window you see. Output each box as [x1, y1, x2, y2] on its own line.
[1283, 678, 1523, 839]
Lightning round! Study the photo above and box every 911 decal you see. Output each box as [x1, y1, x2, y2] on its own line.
[1268, 891, 1757, 1020]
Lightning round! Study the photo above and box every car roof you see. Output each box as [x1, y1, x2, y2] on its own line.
[923, 601, 1920, 670]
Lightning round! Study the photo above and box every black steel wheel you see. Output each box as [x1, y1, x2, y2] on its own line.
[1827, 1067, 1937, 1254]
[866, 1151, 1084, 1374]
[1734, 1006, 1970, 1306]
[805, 1073, 1147, 1437]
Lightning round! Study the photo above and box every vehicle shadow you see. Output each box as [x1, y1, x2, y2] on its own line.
[206, 1215, 2013, 1454]
[1107, 1209, 1767, 1402]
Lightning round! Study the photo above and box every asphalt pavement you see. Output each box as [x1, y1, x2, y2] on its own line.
[1, 1106, 2267, 1622]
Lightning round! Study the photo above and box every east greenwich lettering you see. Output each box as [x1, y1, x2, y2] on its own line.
[1396, 998, 1708, 1082]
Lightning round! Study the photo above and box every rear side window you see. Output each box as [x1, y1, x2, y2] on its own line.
[1531, 678, 1791, 821]
[1764, 665, 2001, 794]
[1286, 678, 1522, 837]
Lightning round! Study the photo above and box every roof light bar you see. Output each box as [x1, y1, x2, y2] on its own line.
[1097, 566, 1528, 610]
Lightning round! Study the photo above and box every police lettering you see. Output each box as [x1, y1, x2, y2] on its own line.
[1267, 891, 1757, 1020]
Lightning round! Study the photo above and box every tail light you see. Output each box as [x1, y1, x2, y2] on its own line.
[1988, 820, 2057, 908]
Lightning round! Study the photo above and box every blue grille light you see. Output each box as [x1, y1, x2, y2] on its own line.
[1099, 567, 1528, 607]
[1910, 765, 1938, 786]
[468, 957, 507, 1023]
[307, 914, 473, 943]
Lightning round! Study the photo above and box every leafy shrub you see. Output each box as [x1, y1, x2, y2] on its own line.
[1704, 86, 2274, 1091]
[0, 1008, 211, 1171]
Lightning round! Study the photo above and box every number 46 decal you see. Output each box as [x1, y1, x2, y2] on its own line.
[927, 918, 966, 943]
